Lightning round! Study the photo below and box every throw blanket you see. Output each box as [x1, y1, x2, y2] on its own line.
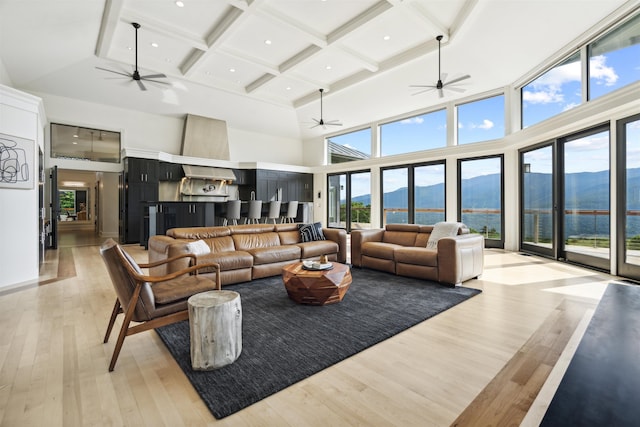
[426, 222, 461, 249]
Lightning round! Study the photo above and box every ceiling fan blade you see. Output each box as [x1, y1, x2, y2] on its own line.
[440, 72, 448, 82]
[411, 88, 435, 96]
[409, 84, 437, 88]
[96, 67, 131, 78]
[140, 73, 167, 79]
[438, 88, 444, 98]
[136, 80, 147, 91]
[141, 78, 171, 86]
[445, 74, 471, 86]
[324, 120, 342, 126]
[445, 86, 466, 93]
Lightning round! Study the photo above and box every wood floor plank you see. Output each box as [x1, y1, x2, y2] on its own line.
[0, 236, 620, 426]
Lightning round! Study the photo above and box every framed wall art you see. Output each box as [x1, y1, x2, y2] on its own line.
[0, 133, 34, 190]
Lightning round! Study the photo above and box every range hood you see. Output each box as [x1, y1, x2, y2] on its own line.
[182, 165, 236, 181]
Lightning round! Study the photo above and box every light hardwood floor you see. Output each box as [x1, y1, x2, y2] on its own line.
[0, 238, 621, 426]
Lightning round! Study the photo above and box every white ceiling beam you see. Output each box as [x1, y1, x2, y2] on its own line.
[122, 9, 209, 50]
[95, 0, 125, 58]
[327, 0, 393, 44]
[256, 4, 327, 47]
[336, 45, 380, 73]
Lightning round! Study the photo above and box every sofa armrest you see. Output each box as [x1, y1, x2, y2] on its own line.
[322, 228, 347, 263]
[350, 228, 385, 267]
[148, 235, 182, 276]
[437, 234, 484, 286]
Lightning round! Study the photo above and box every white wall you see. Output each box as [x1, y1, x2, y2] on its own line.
[0, 58, 12, 86]
[0, 85, 45, 289]
[98, 172, 119, 238]
[38, 92, 305, 165]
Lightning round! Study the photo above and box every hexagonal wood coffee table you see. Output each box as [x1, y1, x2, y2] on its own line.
[282, 262, 352, 305]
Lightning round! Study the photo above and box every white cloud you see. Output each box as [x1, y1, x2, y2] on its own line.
[466, 119, 494, 130]
[589, 55, 618, 86]
[522, 59, 581, 105]
[478, 119, 494, 130]
[400, 117, 424, 125]
[563, 102, 579, 112]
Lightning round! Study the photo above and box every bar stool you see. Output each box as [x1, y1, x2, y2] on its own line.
[282, 201, 298, 223]
[223, 200, 241, 226]
[265, 201, 281, 224]
[246, 200, 262, 224]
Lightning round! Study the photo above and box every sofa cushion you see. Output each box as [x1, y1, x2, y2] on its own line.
[207, 235, 236, 252]
[395, 247, 438, 267]
[382, 230, 418, 246]
[168, 226, 231, 240]
[249, 245, 301, 265]
[195, 251, 253, 272]
[298, 240, 339, 259]
[361, 242, 403, 260]
[298, 222, 326, 242]
[278, 229, 302, 245]
[232, 232, 281, 250]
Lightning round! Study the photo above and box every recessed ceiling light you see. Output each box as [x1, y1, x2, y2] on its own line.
[175, 1, 184, 7]
[286, 86, 291, 90]
[264, 39, 272, 45]
[205, 71, 212, 76]
[165, 58, 172, 63]
[229, 68, 236, 73]
[151, 42, 159, 48]
[325, 65, 332, 70]
[383, 35, 391, 41]
[72, 141, 78, 145]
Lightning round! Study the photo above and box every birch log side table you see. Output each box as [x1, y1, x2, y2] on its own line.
[187, 290, 242, 370]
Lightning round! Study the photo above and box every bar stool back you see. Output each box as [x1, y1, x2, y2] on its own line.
[246, 200, 263, 224]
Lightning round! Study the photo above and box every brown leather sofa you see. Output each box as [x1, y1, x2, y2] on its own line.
[148, 223, 347, 286]
[351, 223, 484, 286]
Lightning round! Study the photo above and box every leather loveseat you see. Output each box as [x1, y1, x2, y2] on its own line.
[351, 223, 484, 286]
[148, 223, 347, 286]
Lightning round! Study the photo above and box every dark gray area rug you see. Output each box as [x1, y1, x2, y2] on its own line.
[156, 267, 481, 419]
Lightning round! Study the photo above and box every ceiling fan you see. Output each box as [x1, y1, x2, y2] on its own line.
[310, 88, 343, 129]
[96, 22, 169, 91]
[410, 35, 470, 98]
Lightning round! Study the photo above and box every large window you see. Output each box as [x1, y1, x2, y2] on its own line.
[51, 123, 121, 163]
[380, 109, 446, 156]
[457, 94, 505, 144]
[382, 167, 408, 224]
[381, 161, 445, 226]
[521, 52, 582, 128]
[589, 12, 640, 100]
[414, 163, 445, 225]
[328, 128, 371, 164]
[459, 156, 504, 247]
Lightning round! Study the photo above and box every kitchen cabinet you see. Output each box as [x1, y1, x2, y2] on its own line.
[159, 162, 184, 182]
[154, 202, 216, 236]
[252, 169, 312, 202]
[122, 158, 159, 244]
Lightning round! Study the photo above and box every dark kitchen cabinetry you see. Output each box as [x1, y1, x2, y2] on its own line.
[159, 162, 184, 182]
[155, 202, 216, 236]
[122, 158, 159, 244]
[250, 169, 312, 202]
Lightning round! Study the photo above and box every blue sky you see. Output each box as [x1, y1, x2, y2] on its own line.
[330, 31, 639, 197]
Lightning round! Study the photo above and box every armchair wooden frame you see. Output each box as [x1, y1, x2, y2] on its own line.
[101, 239, 221, 371]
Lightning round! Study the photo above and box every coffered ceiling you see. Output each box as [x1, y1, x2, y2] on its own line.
[0, 0, 634, 140]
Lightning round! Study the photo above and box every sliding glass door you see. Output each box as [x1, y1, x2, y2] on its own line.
[560, 126, 610, 270]
[520, 125, 610, 271]
[521, 143, 555, 257]
[327, 170, 371, 232]
[617, 113, 640, 279]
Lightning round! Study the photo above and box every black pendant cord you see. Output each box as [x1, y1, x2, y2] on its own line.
[436, 35, 443, 86]
[133, 23, 141, 79]
[319, 88, 324, 124]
